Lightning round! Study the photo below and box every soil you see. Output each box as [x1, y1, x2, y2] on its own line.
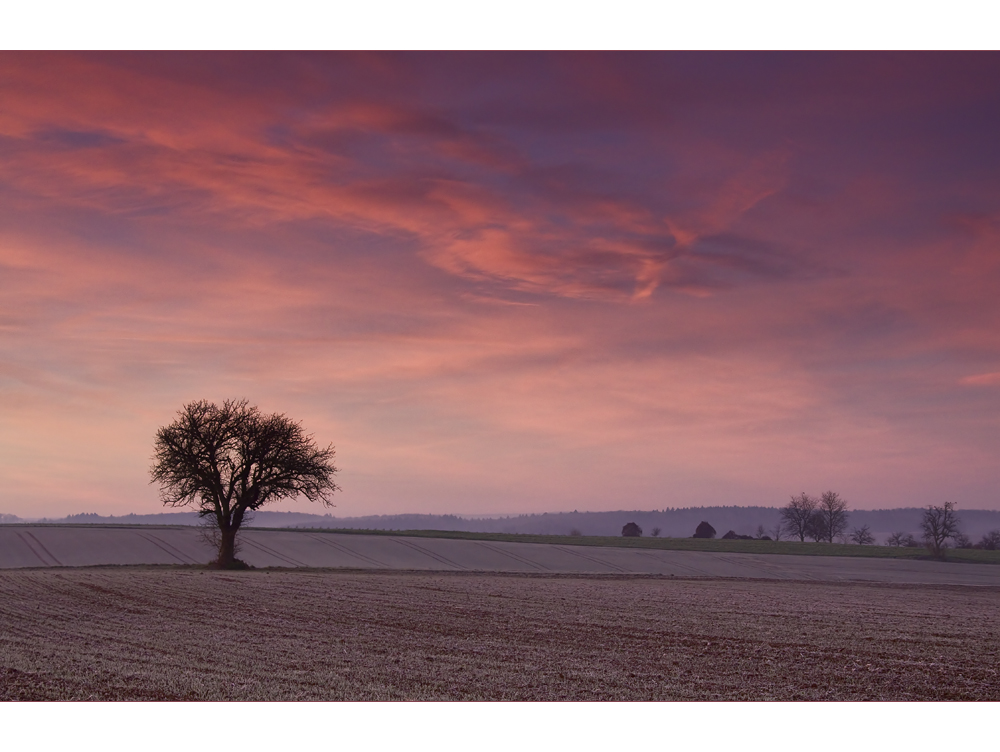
[1, 569, 996, 700]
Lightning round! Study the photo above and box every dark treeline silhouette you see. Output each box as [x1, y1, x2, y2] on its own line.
[11, 506, 1000, 542]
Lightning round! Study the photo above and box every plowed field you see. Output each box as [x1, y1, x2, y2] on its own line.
[1, 569, 997, 700]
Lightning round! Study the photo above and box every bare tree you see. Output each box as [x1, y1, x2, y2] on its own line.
[850, 525, 875, 545]
[811, 491, 849, 543]
[886, 531, 906, 547]
[981, 530, 1000, 551]
[651, 527, 662, 538]
[953, 532, 973, 549]
[150, 399, 340, 568]
[805, 511, 825, 542]
[920, 501, 960, 559]
[769, 523, 784, 542]
[780, 493, 817, 542]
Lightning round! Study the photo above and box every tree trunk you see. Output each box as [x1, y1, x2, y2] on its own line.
[215, 506, 249, 569]
[217, 525, 238, 568]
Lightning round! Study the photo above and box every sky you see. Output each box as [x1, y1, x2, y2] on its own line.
[1, 51, 1000, 518]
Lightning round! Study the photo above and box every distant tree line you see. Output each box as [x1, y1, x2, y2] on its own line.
[659, 493, 1000, 560]
[880, 501, 999, 556]
[773, 494, 999, 558]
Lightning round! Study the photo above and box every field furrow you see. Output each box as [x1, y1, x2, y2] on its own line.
[0, 570, 997, 701]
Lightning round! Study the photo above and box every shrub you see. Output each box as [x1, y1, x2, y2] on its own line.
[693, 521, 716, 539]
[621, 522, 642, 537]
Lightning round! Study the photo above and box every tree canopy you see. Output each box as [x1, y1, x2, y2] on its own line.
[150, 399, 339, 567]
[780, 492, 816, 542]
[806, 491, 849, 543]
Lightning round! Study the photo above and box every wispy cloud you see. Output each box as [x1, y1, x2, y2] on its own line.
[960, 372, 1000, 387]
[2, 52, 1000, 517]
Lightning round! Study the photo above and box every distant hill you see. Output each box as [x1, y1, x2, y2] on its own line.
[6, 506, 1000, 543]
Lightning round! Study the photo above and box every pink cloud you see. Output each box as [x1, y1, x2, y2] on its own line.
[2, 53, 1000, 518]
[960, 372, 1000, 387]
[0, 54, 812, 306]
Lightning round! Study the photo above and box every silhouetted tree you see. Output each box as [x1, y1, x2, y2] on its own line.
[150, 399, 339, 568]
[850, 525, 875, 545]
[693, 521, 716, 539]
[569, 528, 583, 537]
[809, 491, 849, 543]
[980, 530, 1000, 551]
[769, 523, 784, 542]
[886, 531, 918, 547]
[920, 501, 960, 559]
[805, 511, 824, 542]
[651, 527, 662, 538]
[622, 522, 642, 537]
[953, 531, 974, 549]
[780, 493, 817, 542]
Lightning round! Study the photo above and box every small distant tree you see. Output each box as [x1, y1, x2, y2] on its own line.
[651, 527, 662, 538]
[755, 524, 767, 540]
[151, 399, 340, 568]
[769, 523, 784, 542]
[953, 531, 974, 549]
[569, 528, 583, 537]
[809, 491, 849, 543]
[850, 525, 875, 545]
[886, 531, 906, 547]
[622, 522, 642, 537]
[980, 530, 1000, 551]
[920, 501, 960, 559]
[780, 493, 817, 542]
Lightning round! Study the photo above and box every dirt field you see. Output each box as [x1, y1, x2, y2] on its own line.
[5, 526, 999, 585]
[1, 569, 997, 700]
